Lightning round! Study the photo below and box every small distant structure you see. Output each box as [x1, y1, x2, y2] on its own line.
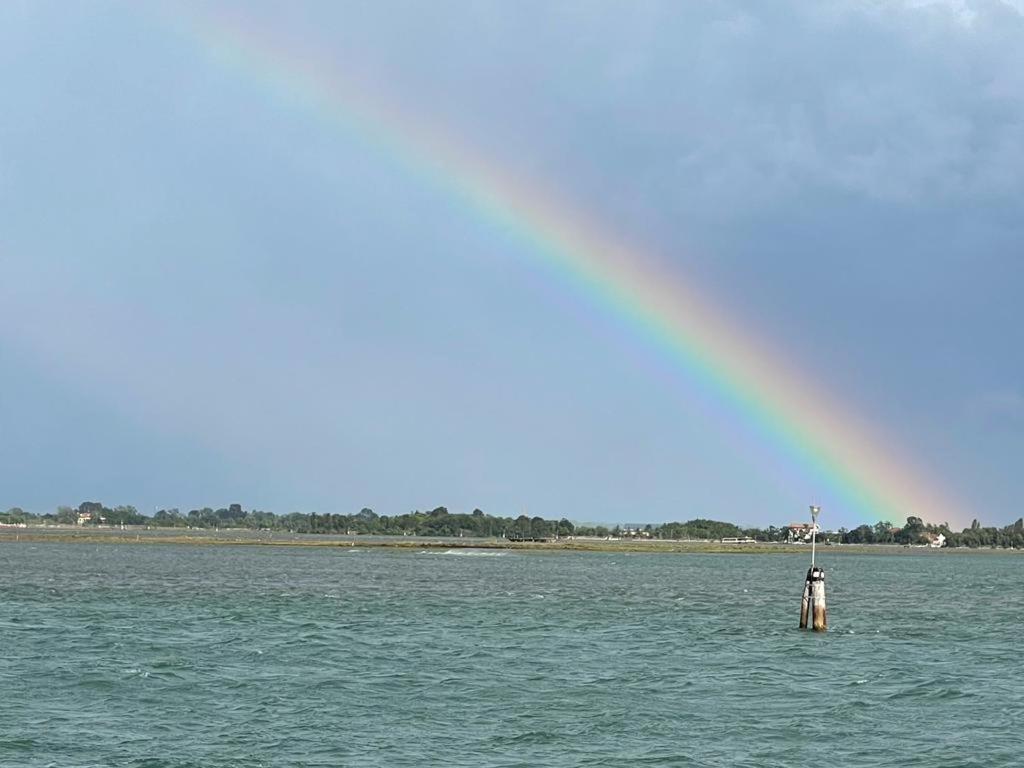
[787, 522, 819, 543]
[721, 537, 757, 544]
[505, 532, 549, 543]
[77, 511, 106, 526]
[620, 527, 652, 539]
[924, 532, 946, 548]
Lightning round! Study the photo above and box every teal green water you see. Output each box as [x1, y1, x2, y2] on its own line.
[1, 544, 1020, 766]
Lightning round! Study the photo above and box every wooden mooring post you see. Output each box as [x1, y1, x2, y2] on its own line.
[799, 505, 827, 631]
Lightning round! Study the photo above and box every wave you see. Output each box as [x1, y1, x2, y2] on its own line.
[438, 549, 507, 557]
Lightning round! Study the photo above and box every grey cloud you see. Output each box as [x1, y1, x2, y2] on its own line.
[245, 0, 1023, 201]
[312, 0, 1024, 221]
[650, 0, 1024, 207]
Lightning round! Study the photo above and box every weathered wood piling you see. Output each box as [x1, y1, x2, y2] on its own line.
[799, 565, 827, 631]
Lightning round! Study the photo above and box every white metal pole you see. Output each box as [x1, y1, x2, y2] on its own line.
[810, 505, 820, 568]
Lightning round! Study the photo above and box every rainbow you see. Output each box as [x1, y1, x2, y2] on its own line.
[170, 8, 970, 528]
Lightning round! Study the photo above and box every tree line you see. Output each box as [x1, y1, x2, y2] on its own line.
[1, 502, 1022, 548]
[0, 503, 754, 540]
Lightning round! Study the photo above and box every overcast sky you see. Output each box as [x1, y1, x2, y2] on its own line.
[0, 0, 1020, 528]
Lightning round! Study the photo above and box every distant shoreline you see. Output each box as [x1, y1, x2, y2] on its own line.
[0, 526, 1019, 554]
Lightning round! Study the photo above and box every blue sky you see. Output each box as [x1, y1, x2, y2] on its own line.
[0, 1, 1020, 528]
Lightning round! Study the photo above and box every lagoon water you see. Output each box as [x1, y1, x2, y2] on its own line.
[1, 543, 1021, 767]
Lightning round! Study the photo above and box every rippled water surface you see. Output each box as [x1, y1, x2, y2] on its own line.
[2, 544, 1021, 766]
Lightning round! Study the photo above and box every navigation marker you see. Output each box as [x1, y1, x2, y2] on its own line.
[799, 505, 828, 631]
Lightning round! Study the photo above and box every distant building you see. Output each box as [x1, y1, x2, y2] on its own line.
[621, 528, 651, 539]
[787, 523, 819, 542]
[76, 511, 106, 526]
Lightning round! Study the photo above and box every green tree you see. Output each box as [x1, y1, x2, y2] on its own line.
[873, 521, 894, 543]
[55, 506, 77, 524]
[897, 516, 926, 545]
